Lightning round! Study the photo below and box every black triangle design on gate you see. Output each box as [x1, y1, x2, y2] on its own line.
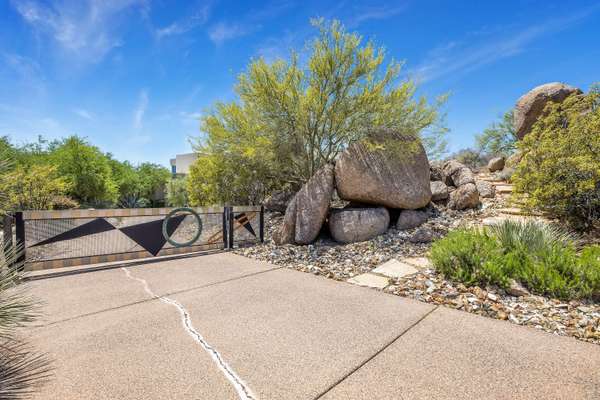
[119, 214, 187, 256]
[234, 213, 256, 237]
[32, 218, 117, 247]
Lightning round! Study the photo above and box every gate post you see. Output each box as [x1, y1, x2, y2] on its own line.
[2, 214, 13, 260]
[259, 205, 265, 243]
[228, 207, 234, 250]
[14, 212, 25, 270]
[222, 206, 229, 249]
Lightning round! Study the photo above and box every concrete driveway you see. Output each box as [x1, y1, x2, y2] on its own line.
[26, 253, 600, 399]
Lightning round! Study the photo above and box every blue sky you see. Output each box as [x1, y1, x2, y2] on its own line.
[1, 1, 599, 166]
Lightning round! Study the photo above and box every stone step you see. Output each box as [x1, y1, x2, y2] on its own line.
[494, 184, 514, 194]
[372, 259, 418, 279]
[403, 257, 432, 269]
[481, 179, 507, 184]
[347, 273, 389, 289]
[482, 215, 535, 226]
[498, 208, 546, 217]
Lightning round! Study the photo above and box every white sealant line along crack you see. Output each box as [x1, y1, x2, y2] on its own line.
[121, 267, 256, 400]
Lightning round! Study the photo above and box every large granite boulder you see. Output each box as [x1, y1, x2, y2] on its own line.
[430, 181, 449, 201]
[273, 164, 334, 245]
[448, 183, 480, 210]
[264, 190, 294, 213]
[514, 82, 582, 140]
[442, 160, 475, 187]
[335, 132, 431, 209]
[328, 207, 390, 244]
[396, 209, 428, 230]
[487, 157, 505, 172]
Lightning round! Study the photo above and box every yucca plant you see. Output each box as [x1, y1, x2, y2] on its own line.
[0, 157, 52, 399]
[487, 219, 577, 254]
[0, 247, 52, 400]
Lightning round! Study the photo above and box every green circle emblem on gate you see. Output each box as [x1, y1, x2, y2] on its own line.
[162, 207, 203, 247]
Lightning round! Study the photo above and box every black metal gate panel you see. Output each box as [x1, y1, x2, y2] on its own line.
[6, 206, 263, 271]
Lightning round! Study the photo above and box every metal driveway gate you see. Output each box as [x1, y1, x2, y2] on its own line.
[2, 206, 264, 271]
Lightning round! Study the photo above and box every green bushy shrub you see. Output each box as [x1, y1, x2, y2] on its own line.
[512, 86, 600, 229]
[429, 229, 507, 287]
[430, 220, 600, 300]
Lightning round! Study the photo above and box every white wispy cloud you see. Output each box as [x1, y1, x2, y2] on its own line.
[73, 108, 94, 120]
[180, 111, 202, 120]
[155, 3, 211, 39]
[410, 7, 599, 84]
[346, 4, 407, 27]
[133, 89, 148, 130]
[208, 22, 251, 45]
[11, 0, 147, 63]
[2, 53, 46, 95]
[208, 1, 295, 46]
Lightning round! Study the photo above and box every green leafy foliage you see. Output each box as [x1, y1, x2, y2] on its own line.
[0, 136, 172, 210]
[0, 164, 75, 211]
[475, 110, 517, 157]
[512, 87, 600, 229]
[49, 136, 118, 207]
[135, 163, 171, 206]
[166, 177, 189, 207]
[449, 148, 488, 170]
[430, 220, 600, 300]
[189, 19, 447, 205]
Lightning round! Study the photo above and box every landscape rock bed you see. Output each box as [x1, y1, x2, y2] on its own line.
[237, 207, 600, 346]
[238, 209, 475, 280]
[387, 269, 600, 345]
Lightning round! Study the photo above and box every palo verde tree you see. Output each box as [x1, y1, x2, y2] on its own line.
[189, 19, 447, 206]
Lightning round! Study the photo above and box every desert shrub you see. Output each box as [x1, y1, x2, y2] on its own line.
[429, 229, 506, 287]
[430, 220, 600, 300]
[0, 164, 76, 211]
[512, 86, 600, 229]
[448, 148, 488, 170]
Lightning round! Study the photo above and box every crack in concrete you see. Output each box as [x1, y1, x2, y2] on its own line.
[313, 305, 439, 400]
[121, 267, 256, 400]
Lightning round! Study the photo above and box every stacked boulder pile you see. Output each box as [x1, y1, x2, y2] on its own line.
[271, 130, 490, 246]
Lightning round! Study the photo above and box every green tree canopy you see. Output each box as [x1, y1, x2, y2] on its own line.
[189, 19, 447, 206]
[475, 110, 517, 157]
[50, 136, 118, 206]
[136, 163, 171, 206]
[166, 177, 189, 207]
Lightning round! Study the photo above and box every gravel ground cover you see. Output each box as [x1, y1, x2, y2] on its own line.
[236, 203, 600, 345]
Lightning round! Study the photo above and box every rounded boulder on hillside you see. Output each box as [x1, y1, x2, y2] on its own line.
[328, 207, 390, 244]
[335, 130, 432, 209]
[274, 164, 334, 245]
[513, 82, 582, 140]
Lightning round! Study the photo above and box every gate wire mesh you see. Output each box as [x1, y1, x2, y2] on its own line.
[24, 211, 226, 264]
[19, 207, 262, 271]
